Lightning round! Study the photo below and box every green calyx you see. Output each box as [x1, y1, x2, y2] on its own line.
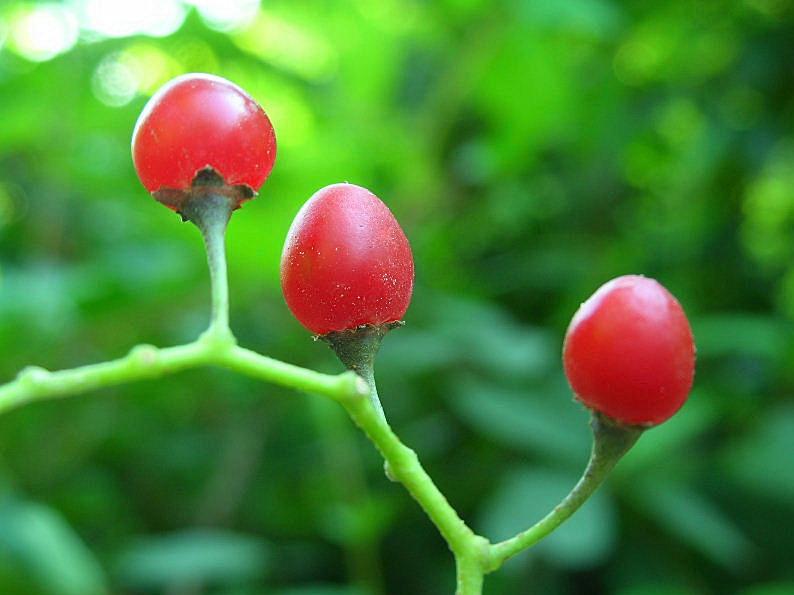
[320, 322, 403, 416]
[589, 411, 644, 465]
[321, 323, 402, 381]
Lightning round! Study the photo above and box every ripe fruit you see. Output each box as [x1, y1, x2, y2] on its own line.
[563, 275, 695, 426]
[131, 73, 276, 210]
[281, 183, 414, 336]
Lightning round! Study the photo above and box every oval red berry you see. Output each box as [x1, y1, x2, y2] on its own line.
[563, 275, 695, 426]
[281, 183, 414, 335]
[132, 73, 276, 200]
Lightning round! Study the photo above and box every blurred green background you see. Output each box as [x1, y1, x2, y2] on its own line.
[0, 0, 793, 594]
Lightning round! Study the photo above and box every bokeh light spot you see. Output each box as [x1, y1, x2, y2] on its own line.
[657, 99, 704, 148]
[187, 0, 260, 32]
[613, 41, 659, 85]
[123, 43, 182, 94]
[73, 0, 186, 39]
[235, 12, 337, 81]
[170, 39, 219, 75]
[742, 144, 794, 266]
[7, 4, 79, 62]
[92, 44, 182, 107]
[92, 52, 140, 106]
[0, 16, 8, 52]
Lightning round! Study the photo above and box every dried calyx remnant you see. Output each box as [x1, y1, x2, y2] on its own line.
[321, 322, 404, 383]
[154, 167, 255, 215]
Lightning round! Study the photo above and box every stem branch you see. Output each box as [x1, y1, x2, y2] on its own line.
[218, 345, 367, 402]
[488, 413, 641, 567]
[0, 342, 367, 415]
[0, 193, 640, 594]
[0, 342, 207, 414]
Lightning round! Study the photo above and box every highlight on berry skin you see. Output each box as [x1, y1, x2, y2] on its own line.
[280, 183, 415, 336]
[131, 73, 277, 211]
[562, 275, 696, 427]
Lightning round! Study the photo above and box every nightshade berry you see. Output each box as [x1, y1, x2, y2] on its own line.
[280, 183, 414, 337]
[563, 275, 695, 427]
[131, 73, 276, 212]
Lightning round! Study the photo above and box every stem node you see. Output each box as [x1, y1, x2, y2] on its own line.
[17, 366, 50, 387]
[128, 344, 160, 368]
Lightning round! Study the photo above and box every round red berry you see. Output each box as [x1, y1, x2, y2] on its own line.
[131, 73, 276, 208]
[562, 275, 695, 426]
[281, 183, 414, 335]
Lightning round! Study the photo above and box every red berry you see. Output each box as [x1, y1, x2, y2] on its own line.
[563, 275, 695, 426]
[281, 183, 414, 335]
[131, 73, 276, 208]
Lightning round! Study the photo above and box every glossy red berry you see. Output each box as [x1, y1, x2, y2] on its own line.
[563, 275, 695, 426]
[281, 183, 414, 336]
[131, 73, 276, 208]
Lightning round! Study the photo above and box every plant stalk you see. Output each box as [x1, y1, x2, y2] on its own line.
[180, 192, 234, 341]
[455, 551, 485, 595]
[488, 412, 642, 566]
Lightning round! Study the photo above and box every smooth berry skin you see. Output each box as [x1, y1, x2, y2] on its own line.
[132, 73, 276, 200]
[563, 275, 695, 427]
[281, 183, 414, 336]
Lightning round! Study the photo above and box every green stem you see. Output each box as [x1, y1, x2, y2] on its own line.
[455, 551, 485, 595]
[218, 345, 367, 402]
[0, 343, 210, 414]
[180, 193, 234, 341]
[0, 198, 641, 595]
[0, 340, 492, 595]
[323, 324, 489, 591]
[0, 341, 367, 415]
[338, 386, 485, 562]
[488, 413, 642, 567]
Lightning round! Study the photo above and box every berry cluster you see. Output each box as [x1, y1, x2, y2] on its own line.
[132, 73, 695, 429]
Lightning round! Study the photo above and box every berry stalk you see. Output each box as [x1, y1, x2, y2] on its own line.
[488, 413, 642, 566]
[181, 192, 235, 342]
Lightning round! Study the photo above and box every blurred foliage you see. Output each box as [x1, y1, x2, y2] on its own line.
[0, 0, 793, 593]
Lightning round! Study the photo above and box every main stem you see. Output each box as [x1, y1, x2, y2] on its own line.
[0, 199, 643, 593]
[489, 413, 642, 565]
[323, 325, 491, 592]
[456, 552, 485, 594]
[340, 390, 489, 592]
[180, 193, 234, 341]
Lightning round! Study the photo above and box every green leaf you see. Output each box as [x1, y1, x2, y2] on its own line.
[692, 314, 790, 361]
[739, 584, 794, 595]
[446, 378, 591, 465]
[114, 529, 269, 590]
[628, 480, 752, 567]
[722, 405, 794, 505]
[615, 586, 704, 595]
[518, 0, 625, 37]
[614, 392, 715, 477]
[480, 467, 617, 569]
[0, 500, 108, 595]
[271, 587, 366, 595]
